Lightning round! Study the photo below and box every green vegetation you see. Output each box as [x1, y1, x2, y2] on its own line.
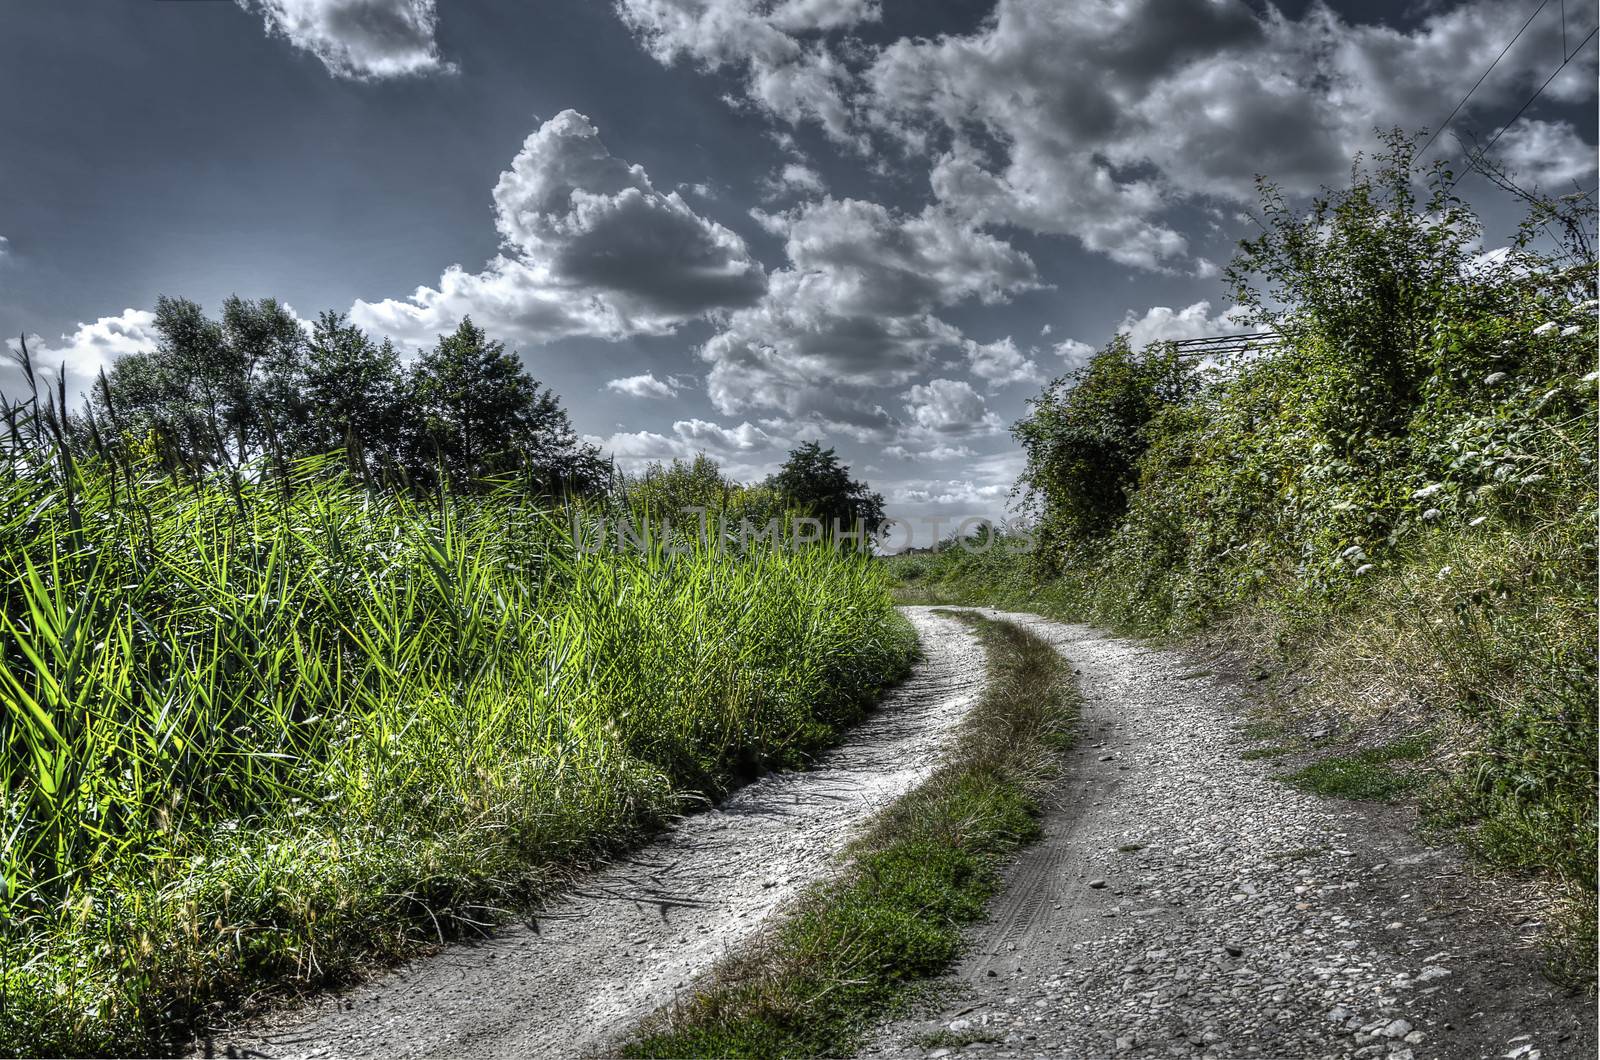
[889, 134, 1597, 971]
[0, 328, 912, 1053]
[628, 613, 1079, 1058]
[1279, 733, 1437, 801]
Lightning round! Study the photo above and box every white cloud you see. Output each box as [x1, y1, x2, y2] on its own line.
[1051, 338, 1096, 364]
[964, 335, 1043, 391]
[237, 0, 453, 80]
[901, 378, 1003, 436]
[631, 0, 1598, 273]
[586, 416, 790, 480]
[764, 162, 826, 198]
[895, 478, 1009, 505]
[884, 442, 974, 461]
[1114, 300, 1251, 348]
[0, 236, 9, 260]
[605, 372, 684, 399]
[700, 197, 1039, 426]
[6, 308, 159, 386]
[1489, 119, 1599, 189]
[352, 110, 765, 348]
[617, 0, 878, 144]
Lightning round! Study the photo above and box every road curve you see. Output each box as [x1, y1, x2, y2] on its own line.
[205, 606, 985, 1060]
[862, 608, 1595, 1060]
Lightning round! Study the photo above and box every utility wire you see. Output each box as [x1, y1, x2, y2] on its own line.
[1417, 0, 1550, 159]
[1449, 24, 1599, 190]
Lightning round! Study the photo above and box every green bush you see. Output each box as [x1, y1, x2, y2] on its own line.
[896, 133, 1598, 964]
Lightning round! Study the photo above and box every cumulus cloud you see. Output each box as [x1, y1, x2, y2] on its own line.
[624, 0, 1598, 273]
[895, 478, 1009, 506]
[1114, 300, 1252, 348]
[700, 197, 1039, 427]
[964, 336, 1043, 391]
[764, 162, 827, 198]
[6, 308, 160, 386]
[353, 110, 765, 347]
[605, 372, 685, 399]
[237, 0, 453, 80]
[1051, 338, 1097, 364]
[901, 378, 1003, 436]
[617, 0, 878, 144]
[1489, 119, 1599, 189]
[883, 442, 974, 461]
[586, 416, 789, 480]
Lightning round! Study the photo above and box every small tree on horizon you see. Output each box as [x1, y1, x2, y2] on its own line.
[765, 441, 885, 533]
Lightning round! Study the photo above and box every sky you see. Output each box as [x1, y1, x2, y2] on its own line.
[1, 0, 1595, 541]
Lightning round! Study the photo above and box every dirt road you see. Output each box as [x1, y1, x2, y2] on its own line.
[864, 609, 1595, 1060]
[204, 608, 984, 1059]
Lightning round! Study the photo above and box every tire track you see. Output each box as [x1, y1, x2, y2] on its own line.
[862, 608, 1595, 1060]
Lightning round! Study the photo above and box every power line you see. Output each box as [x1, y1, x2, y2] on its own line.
[1449, 24, 1600, 189]
[1418, 0, 1551, 160]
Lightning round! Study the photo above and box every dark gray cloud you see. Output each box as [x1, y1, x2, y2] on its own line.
[353, 110, 766, 347]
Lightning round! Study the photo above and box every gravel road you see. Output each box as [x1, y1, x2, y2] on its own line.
[202, 608, 984, 1060]
[863, 609, 1595, 1060]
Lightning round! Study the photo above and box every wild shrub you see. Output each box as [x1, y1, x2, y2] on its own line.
[909, 133, 1598, 960]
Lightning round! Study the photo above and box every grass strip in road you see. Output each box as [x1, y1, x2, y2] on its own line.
[626, 611, 1080, 1059]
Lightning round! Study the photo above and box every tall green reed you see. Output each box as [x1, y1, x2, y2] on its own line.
[0, 377, 912, 1054]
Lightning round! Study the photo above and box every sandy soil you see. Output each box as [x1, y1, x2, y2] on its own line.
[201, 607, 986, 1060]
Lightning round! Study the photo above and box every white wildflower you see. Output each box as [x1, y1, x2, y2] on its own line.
[1422, 508, 1442, 521]
[1483, 371, 1508, 385]
[1532, 322, 1558, 336]
[1355, 563, 1375, 576]
[1411, 484, 1445, 499]
[1560, 325, 1582, 337]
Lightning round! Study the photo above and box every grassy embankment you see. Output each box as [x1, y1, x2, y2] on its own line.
[629, 612, 1079, 1058]
[892, 137, 1598, 979]
[890, 287, 1597, 978]
[0, 437, 915, 1055]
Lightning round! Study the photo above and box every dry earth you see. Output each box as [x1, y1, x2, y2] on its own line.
[200, 608, 985, 1059]
[863, 608, 1596, 1060]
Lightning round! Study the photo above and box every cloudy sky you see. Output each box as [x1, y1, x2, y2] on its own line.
[1, 0, 1595, 536]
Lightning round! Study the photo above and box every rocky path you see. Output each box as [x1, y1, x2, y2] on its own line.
[204, 608, 986, 1060]
[863, 609, 1594, 1060]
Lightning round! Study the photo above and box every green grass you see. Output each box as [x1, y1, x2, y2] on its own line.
[0, 431, 917, 1055]
[625, 613, 1080, 1058]
[1278, 734, 1437, 801]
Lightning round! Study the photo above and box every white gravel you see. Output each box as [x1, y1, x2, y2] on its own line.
[863, 608, 1592, 1060]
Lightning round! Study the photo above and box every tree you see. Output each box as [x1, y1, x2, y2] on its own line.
[764, 441, 885, 532]
[1224, 129, 1486, 430]
[1013, 337, 1194, 554]
[303, 312, 407, 473]
[94, 295, 307, 470]
[221, 295, 306, 459]
[627, 453, 733, 515]
[408, 317, 604, 491]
